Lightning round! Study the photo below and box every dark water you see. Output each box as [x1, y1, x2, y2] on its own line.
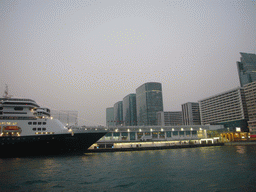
[0, 145, 256, 192]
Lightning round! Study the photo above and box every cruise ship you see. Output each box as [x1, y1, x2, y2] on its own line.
[0, 87, 107, 156]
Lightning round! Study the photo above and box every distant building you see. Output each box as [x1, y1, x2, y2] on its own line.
[244, 81, 256, 137]
[181, 102, 201, 125]
[51, 110, 78, 126]
[199, 87, 248, 132]
[237, 52, 256, 87]
[123, 93, 137, 126]
[114, 101, 123, 126]
[106, 107, 114, 127]
[136, 82, 163, 126]
[157, 111, 182, 126]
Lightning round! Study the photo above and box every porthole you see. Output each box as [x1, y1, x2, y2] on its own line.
[38, 128, 41, 131]
[43, 122, 46, 125]
[38, 122, 42, 125]
[32, 128, 36, 131]
[28, 122, 32, 125]
[33, 122, 37, 125]
[42, 128, 46, 131]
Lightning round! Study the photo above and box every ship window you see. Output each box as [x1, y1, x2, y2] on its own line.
[33, 122, 37, 125]
[42, 128, 46, 131]
[0, 107, 3, 110]
[43, 122, 46, 125]
[33, 128, 36, 131]
[28, 122, 32, 125]
[38, 128, 41, 131]
[14, 107, 23, 111]
[38, 122, 42, 125]
[0, 112, 2, 115]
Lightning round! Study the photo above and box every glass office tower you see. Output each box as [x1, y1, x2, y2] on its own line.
[136, 82, 163, 126]
[114, 101, 123, 126]
[237, 52, 256, 87]
[106, 107, 114, 127]
[123, 94, 137, 126]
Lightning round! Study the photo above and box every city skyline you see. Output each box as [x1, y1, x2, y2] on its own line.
[1, 0, 256, 126]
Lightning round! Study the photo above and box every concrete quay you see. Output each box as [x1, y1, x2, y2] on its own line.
[86, 143, 224, 153]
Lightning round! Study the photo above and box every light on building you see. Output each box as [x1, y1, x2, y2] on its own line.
[236, 127, 241, 132]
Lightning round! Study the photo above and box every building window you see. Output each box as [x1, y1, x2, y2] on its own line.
[130, 132, 136, 140]
[166, 131, 172, 137]
[173, 131, 178, 136]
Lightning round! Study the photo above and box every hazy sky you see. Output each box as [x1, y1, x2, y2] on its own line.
[1, 0, 256, 126]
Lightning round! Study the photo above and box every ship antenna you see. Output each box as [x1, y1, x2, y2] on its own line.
[3, 84, 12, 98]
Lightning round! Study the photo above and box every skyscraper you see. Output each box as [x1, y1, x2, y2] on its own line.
[123, 93, 137, 126]
[237, 52, 256, 87]
[106, 107, 114, 127]
[136, 82, 163, 126]
[181, 102, 201, 125]
[114, 101, 123, 126]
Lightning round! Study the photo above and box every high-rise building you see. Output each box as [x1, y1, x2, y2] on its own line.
[199, 87, 248, 131]
[181, 102, 201, 125]
[237, 52, 256, 87]
[123, 93, 137, 126]
[157, 111, 182, 126]
[136, 82, 163, 126]
[114, 101, 123, 126]
[106, 107, 114, 127]
[244, 81, 256, 137]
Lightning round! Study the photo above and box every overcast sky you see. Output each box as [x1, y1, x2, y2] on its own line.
[1, 0, 256, 126]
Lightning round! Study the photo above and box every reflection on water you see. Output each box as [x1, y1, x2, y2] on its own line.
[235, 145, 246, 154]
[0, 146, 256, 191]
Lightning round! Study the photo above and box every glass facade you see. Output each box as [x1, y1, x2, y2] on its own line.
[123, 94, 137, 126]
[237, 52, 256, 87]
[106, 107, 114, 127]
[136, 82, 163, 126]
[114, 101, 123, 126]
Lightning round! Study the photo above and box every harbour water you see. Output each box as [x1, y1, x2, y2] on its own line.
[1, 145, 256, 191]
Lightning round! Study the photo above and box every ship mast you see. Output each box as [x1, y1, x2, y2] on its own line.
[3, 84, 12, 99]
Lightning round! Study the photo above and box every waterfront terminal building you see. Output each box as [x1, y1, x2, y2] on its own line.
[93, 125, 222, 149]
